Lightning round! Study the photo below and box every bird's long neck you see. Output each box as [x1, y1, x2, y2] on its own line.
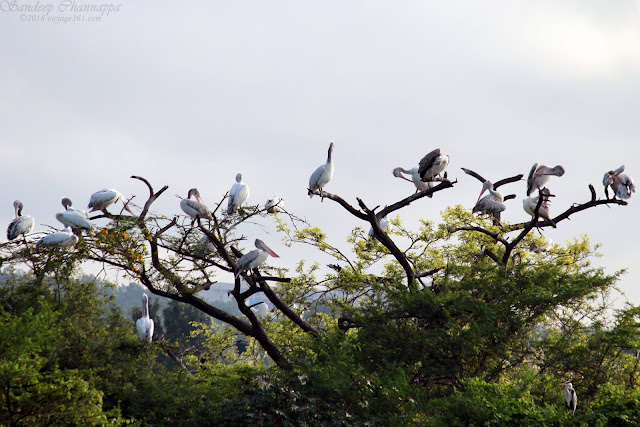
[327, 146, 333, 163]
[15, 206, 22, 218]
[142, 298, 149, 317]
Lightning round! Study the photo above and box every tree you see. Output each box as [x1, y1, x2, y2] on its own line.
[0, 164, 636, 423]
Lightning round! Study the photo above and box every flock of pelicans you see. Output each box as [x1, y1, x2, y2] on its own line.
[4, 144, 635, 412]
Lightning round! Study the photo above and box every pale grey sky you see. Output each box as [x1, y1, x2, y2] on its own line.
[1, 1, 639, 303]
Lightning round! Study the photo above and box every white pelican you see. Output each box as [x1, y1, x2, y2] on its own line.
[392, 167, 435, 195]
[235, 239, 280, 278]
[180, 188, 213, 225]
[88, 189, 134, 215]
[366, 211, 390, 249]
[265, 195, 284, 214]
[603, 165, 635, 199]
[308, 142, 334, 199]
[56, 198, 92, 233]
[418, 148, 449, 181]
[523, 189, 556, 227]
[7, 200, 35, 241]
[563, 381, 577, 415]
[472, 181, 506, 224]
[197, 234, 215, 253]
[526, 164, 565, 196]
[227, 173, 250, 215]
[36, 227, 79, 249]
[136, 293, 154, 341]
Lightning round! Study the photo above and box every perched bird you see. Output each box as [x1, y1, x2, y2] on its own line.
[36, 227, 79, 249]
[197, 234, 215, 253]
[56, 198, 92, 234]
[308, 142, 334, 199]
[265, 195, 284, 214]
[88, 189, 134, 215]
[227, 173, 250, 215]
[603, 165, 635, 200]
[523, 189, 556, 227]
[136, 293, 154, 341]
[235, 239, 280, 278]
[180, 188, 213, 225]
[473, 181, 506, 224]
[418, 148, 449, 181]
[7, 200, 35, 241]
[366, 210, 390, 249]
[563, 381, 577, 415]
[393, 167, 435, 195]
[526, 164, 565, 196]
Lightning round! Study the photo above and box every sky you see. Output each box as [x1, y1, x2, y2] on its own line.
[1, 0, 639, 304]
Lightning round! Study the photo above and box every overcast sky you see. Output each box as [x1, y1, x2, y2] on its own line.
[1, 1, 639, 304]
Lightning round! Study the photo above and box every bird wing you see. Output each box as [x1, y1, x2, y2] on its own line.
[88, 189, 118, 211]
[182, 199, 211, 219]
[56, 211, 91, 230]
[309, 164, 326, 190]
[418, 149, 441, 179]
[526, 164, 538, 196]
[235, 249, 261, 277]
[7, 216, 35, 240]
[37, 230, 78, 248]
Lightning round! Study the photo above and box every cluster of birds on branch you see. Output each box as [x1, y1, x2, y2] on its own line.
[5, 142, 634, 411]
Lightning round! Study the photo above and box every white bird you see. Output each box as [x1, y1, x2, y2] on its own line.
[7, 200, 35, 241]
[418, 148, 449, 181]
[136, 293, 154, 341]
[526, 164, 565, 196]
[56, 198, 92, 233]
[36, 227, 79, 249]
[392, 167, 435, 195]
[88, 189, 134, 215]
[366, 210, 390, 249]
[473, 181, 506, 224]
[227, 173, 250, 215]
[235, 239, 280, 278]
[197, 234, 215, 253]
[265, 195, 284, 214]
[563, 381, 577, 415]
[180, 188, 213, 225]
[308, 142, 334, 199]
[603, 165, 635, 200]
[523, 189, 556, 227]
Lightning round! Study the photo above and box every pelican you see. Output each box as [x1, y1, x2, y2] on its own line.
[472, 181, 506, 224]
[366, 211, 390, 249]
[197, 234, 215, 253]
[36, 227, 79, 249]
[308, 142, 334, 199]
[563, 381, 577, 415]
[526, 164, 565, 196]
[136, 294, 154, 341]
[180, 188, 213, 225]
[227, 173, 250, 215]
[603, 165, 635, 200]
[56, 198, 92, 233]
[265, 195, 284, 214]
[7, 200, 35, 241]
[392, 167, 435, 195]
[88, 189, 134, 215]
[235, 239, 280, 278]
[418, 148, 449, 181]
[523, 189, 556, 227]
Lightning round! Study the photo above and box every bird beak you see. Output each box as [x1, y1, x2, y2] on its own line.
[263, 243, 280, 258]
[123, 202, 135, 215]
[476, 187, 487, 203]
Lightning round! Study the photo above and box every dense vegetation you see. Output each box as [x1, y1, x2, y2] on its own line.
[1, 173, 639, 425]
